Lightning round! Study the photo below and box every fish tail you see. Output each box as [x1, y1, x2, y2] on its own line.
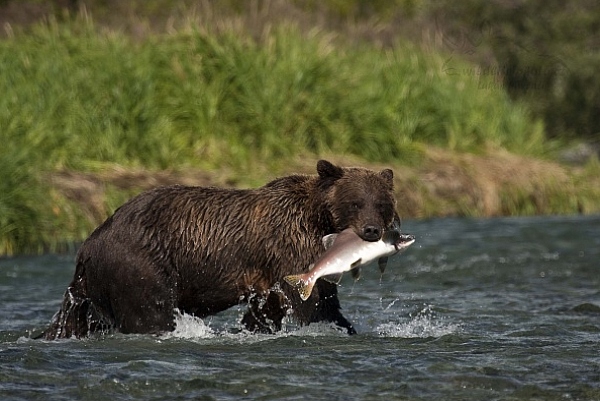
[283, 274, 314, 301]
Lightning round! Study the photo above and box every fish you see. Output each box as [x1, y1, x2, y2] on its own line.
[283, 228, 415, 301]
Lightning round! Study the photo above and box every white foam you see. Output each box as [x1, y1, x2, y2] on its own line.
[162, 310, 352, 342]
[166, 308, 459, 341]
[162, 311, 216, 339]
[376, 307, 460, 338]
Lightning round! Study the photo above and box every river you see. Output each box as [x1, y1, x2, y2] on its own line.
[1, 215, 599, 400]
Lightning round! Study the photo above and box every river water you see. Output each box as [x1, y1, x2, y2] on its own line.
[1, 216, 599, 400]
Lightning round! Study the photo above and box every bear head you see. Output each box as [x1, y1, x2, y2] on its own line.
[317, 159, 397, 242]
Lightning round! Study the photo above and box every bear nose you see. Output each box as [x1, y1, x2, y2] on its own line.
[361, 225, 382, 241]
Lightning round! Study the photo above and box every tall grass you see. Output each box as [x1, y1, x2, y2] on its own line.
[0, 17, 546, 254]
[1, 19, 544, 170]
[0, 143, 90, 254]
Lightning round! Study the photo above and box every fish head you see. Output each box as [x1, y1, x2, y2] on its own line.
[376, 231, 415, 274]
[381, 229, 415, 248]
[394, 233, 415, 251]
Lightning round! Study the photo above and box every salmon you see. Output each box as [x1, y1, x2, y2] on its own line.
[283, 228, 415, 301]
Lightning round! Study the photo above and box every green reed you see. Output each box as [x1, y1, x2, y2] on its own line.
[0, 18, 553, 254]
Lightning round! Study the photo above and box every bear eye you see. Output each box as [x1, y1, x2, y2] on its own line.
[351, 201, 363, 210]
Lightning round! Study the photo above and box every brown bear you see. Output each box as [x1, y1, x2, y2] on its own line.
[42, 160, 399, 339]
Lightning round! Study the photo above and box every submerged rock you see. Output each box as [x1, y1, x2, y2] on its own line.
[572, 303, 600, 314]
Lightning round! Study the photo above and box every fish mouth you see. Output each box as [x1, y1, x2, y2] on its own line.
[394, 233, 415, 250]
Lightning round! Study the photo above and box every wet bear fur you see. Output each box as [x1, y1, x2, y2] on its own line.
[42, 160, 398, 339]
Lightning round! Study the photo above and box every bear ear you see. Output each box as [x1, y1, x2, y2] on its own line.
[379, 168, 394, 186]
[317, 160, 344, 180]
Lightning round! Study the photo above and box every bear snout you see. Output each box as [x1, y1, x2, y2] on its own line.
[361, 224, 382, 241]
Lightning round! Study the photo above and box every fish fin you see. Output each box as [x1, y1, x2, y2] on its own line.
[322, 234, 338, 249]
[283, 274, 314, 301]
[350, 258, 362, 269]
[323, 273, 344, 284]
[351, 267, 361, 281]
[378, 256, 388, 274]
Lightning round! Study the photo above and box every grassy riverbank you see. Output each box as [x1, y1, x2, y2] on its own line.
[1, 17, 598, 255]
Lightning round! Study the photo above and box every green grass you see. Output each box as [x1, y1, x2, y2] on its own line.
[0, 143, 91, 255]
[0, 17, 552, 254]
[1, 19, 544, 169]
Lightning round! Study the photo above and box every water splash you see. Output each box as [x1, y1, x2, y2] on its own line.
[161, 309, 350, 342]
[376, 305, 460, 338]
[161, 311, 216, 339]
[163, 302, 461, 341]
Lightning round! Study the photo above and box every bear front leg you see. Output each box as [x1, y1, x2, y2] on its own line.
[310, 280, 357, 335]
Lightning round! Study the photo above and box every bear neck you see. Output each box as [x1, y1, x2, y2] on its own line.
[305, 177, 336, 237]
[262, 173, 337, 239]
